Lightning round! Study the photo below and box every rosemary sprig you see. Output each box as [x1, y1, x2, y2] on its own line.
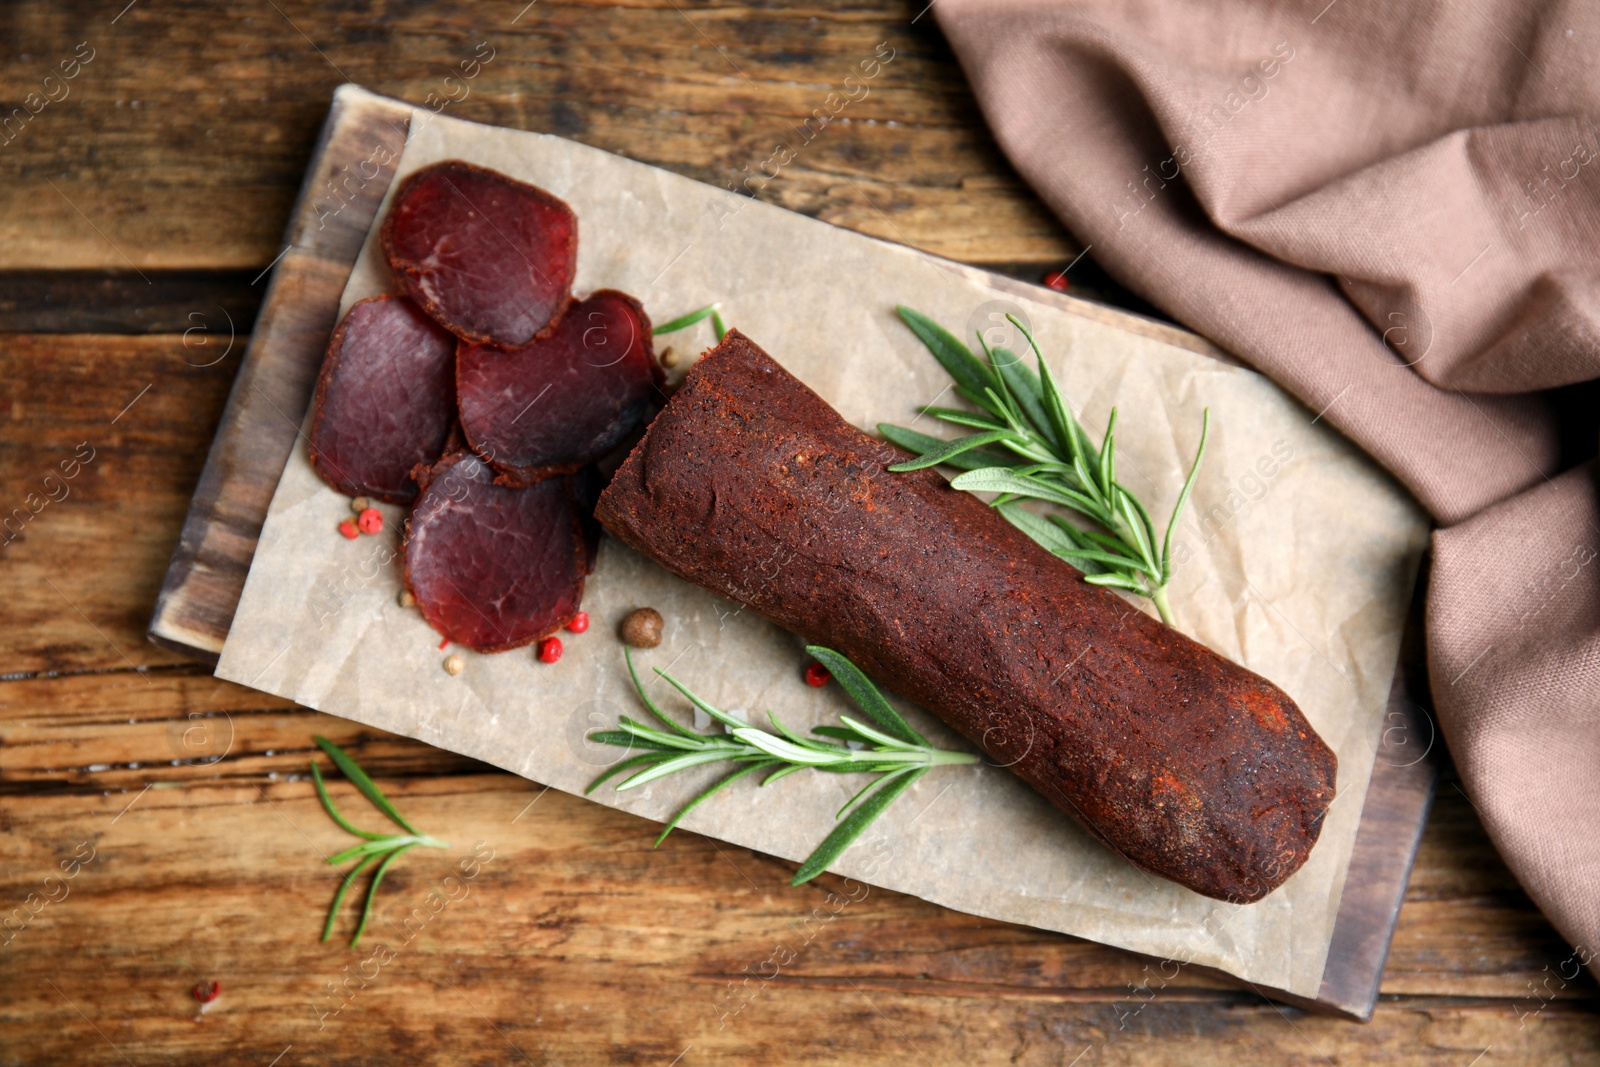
[654, 302, 730, 341]
[311, 736, 448, 946]
[653, 303, 720, 334]
[880, 305, 1210, 626]
[587, 648, 976, 885]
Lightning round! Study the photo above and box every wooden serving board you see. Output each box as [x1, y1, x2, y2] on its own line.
[147, 84, 1438, 1021]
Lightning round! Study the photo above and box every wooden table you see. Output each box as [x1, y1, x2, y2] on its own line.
[2, 2, 1596, 1063]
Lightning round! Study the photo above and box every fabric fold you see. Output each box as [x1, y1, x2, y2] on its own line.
[936, 0, 1600, 977]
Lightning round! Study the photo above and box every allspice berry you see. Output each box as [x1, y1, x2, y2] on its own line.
[620, 608, 664, 649]
[443, 654, 465, 676]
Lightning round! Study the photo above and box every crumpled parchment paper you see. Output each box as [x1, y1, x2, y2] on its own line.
[215, 102, 1428, 996]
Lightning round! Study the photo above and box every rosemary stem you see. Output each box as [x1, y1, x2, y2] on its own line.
[1150, 584, 1175, 627]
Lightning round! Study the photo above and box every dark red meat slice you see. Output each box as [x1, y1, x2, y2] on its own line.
[382, 160, 578, 348]
[404, 451, 586, 653]
[307, 295, 458, 503]
[572, 465, 604, 575]
[458, 290, 660, 485]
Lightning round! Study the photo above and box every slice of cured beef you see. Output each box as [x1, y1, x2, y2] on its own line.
[382, 160, 578, 349]
[405, 450, 586, 653]
[307, 295, 458, 503]
[458, 290, 660, 485]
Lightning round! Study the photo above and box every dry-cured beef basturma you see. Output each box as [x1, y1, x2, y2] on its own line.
[596, 331, 1338, 903]
[405, 451, 586, 653]
[307, 295, 458, 503]
[306, 159, 662, 654]
[382, 160, 578, 348]
[458, 290, 660, 485]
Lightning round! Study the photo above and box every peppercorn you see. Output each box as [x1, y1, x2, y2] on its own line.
[805, 662, 831, 688]
[1043, 270, 1070, 292]
[660, 346, 679, 369]
[337, 518, 360, 540]
[538, 636, 563, 663]
[350, 496, 372, 513]
[443, 654, 464, 676]
[398, 588, 416, 608]
[192, 980, 220, 1004]
[620, 608, 663, 648]
[566, 612, 590, 634]
[357, 507, 384, 535]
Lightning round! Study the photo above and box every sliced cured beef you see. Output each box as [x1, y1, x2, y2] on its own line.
[382, 160, 578, 348]
[307, 295, 458, 503]
[572, 465, 604, 575]
[597, 331, 1338, 903]
[405, 451, 586, 653]
[458, 290, 660, 485]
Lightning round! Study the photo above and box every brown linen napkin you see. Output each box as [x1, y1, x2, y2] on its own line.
[935, 0, 1600, 975]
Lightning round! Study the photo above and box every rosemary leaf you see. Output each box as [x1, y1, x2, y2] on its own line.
[583, 752, 669, 795]
[321, 853, 381, 943]
[921, 407, 1010, 432]
[1161, 409, 1212, 583]
[625, 649, 700, 739]
[887, 429, 1016, 472]
[997, 502, 1080, 556]
[311, 760, 388, 841]
[618, 749, 755, 789]
[991, 347, 1052, 443]
[837, 768, 896, 818]
[712, 308, 730, 341]
[767, 710, 846, 752]
[653, 303, 720, 334]
[733, 729, 847, 765]
[314, 736, 418, 836]
[1084, 572, 1150, 592]
[1097, 410, 1118, 500]
[951, 468, 1112, 525]
[326, 839, 403, 866]
[655, 666, 750, 731]
[1057, 546, 1154, 571]
[791, 768, 929, 886]
[806, 646, 927, 745]
[896, 305, 994, 396]
[762, 763, 812, 786]
[1036, 356, 1077, 460]
[952, 383, 1003, 415]
[1060, 519, 1134, 555]
[655, 762, 775, 846]
[835, 715, 923, 752]
[352, 843, 417, 946]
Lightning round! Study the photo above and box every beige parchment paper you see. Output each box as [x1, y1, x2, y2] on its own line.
[216, 101, 1428, 996]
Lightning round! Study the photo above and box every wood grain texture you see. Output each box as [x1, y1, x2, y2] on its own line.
[0, 0, 1076, 273]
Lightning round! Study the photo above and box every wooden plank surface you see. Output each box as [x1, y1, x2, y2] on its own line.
[3, 0, 1597, 1060]
[0, 0, 1075, 273]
